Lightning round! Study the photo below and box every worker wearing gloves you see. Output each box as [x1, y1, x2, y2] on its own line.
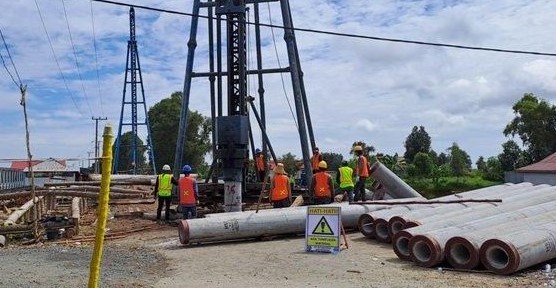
[336, 160, 354, 202]
[154, 164, 178, 224]
[310, 160, 334, 204]
[178, 164, 199, 219]
[353, 146, 369, 202]
[270, 163, 291, 208]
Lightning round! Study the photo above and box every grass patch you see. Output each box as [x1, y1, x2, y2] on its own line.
[405, 176, 502, 199]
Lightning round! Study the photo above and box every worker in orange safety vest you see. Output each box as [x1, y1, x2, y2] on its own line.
[310, 147, 322, 173]
[310, 160, 334, 205]
[178, 164, 199, 219]
[270, 163, 291, 208]
[255, 148, 266, 182]
[353, 145, 369, 202]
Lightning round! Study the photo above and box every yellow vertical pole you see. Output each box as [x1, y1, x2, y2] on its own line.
[88, 124, 113, 288]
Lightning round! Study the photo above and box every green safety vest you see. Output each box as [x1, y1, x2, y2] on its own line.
[338, 166, 354, 188]
[157, 174, 173, 197]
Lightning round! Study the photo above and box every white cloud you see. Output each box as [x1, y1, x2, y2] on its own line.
[355, 119, 377, 132]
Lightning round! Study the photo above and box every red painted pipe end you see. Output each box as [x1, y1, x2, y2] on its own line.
[480, 238, 520, 275]
[374, 218, 392, 243]
[392, 230, 414, 261]
[178, 219, 190, 245]
[388, 216, 407, 237]
[445, 236, 481, 270]
[358, 213, 376, 239]
[410, 234, 443, 267]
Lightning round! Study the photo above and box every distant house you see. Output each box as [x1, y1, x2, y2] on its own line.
[506, 152, 556, 185]
[10, 158, 78, 186]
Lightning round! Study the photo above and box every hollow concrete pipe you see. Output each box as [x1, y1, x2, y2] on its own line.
[480, 221, 556, 275]
[359, 182, 522, 239]
[408, 187, 556, 267]
[445, 203, 556, 270]
[179, 203, 386, 245]
[369, 162, 422, 198]
[393, 192, 556, 262]
[387, 183, 542, 240]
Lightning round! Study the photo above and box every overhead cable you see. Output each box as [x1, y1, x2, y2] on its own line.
[0, 27, 23, 88]
[61, 0, 94, 117]
[89, 0, 105, 116]
[34, 0, 85, 117]
[91, 0, 556, 57]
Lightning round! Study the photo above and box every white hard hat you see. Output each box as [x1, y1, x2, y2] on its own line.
[162, 164, 171, 171]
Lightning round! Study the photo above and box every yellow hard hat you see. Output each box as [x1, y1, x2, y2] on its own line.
[353, 145, 363, 152]
[318, 160, 327, 169]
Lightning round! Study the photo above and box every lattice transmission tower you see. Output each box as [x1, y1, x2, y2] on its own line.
[113, 7, 156, 175]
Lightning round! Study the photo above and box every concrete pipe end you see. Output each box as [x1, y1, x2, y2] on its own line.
[369, 162, 380, 175]
[388, 216, 407, 237]
[403, 220, 421, 229]
[445, 236, 481, 270]
[480, 239, 520, 275]
[392, 230, 414, 261]
[373, 218, 392, 243]
[178, 220, 190, 245]
[409, 234, 443, 268]
[358, 214, 376, 239]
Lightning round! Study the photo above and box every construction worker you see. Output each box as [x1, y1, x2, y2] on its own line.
[270, 163, 291, 208]
[255, 148, 266, 182]
[178, 164, 199, 219]
[353, 146, 369, 202]
[310, 147, 322, 173]
[336, 160, 354, 202]
[310, 160, 334, 204]
[154, 164, 178, 223]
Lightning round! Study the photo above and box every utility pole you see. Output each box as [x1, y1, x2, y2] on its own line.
[92, 116, 107, 174]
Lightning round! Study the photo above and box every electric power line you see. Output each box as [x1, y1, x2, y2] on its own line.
[0, 27, 23, 88]
[34, 0, 85, 117]
[61, 0, 94, 117]
[89, 0, 105, 116]
[91, 0, 556, 57]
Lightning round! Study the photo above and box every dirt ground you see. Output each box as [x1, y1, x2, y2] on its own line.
[0, 202, 552, 287]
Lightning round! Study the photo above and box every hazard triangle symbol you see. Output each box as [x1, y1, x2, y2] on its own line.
[312, 216, 334, 235]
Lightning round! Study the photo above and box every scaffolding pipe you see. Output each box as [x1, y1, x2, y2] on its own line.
[179, 203, 393, 245]
[444, 200, 556, 270]
[369, 162, 422, 199]
[408, 186, 556, 267]
[358, 183, 524, 239]
[480, 221, 556, 275]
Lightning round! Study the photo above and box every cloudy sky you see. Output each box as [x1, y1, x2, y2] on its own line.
[1, 0, 555, 169]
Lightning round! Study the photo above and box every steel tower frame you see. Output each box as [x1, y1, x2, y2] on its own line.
[114, 7, 157, 175]
[173, 0, 316, 209]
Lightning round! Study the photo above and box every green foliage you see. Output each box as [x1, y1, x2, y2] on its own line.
[112, 131, 148, 173]
[278, 152, 297, 176]
[448, 142, 471, 177]
[497, 140, 529, 171]
[403, 126, 432, 163]
[406, 175, 500, 198]
[412, 152, 434, 178]
[377, 153, 406, 176]
[476, 156, 486, 172]
[503, 93, 556, 162]
[437, 152, 449, 165]
[322, 152, 343, 172]
[483, 157, 504, 181]
[148, 91, 212, 172]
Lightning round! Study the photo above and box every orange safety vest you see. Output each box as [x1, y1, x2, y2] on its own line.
[314, 172, 332, 198]
[311, 153, 321, 170]
[358, 156, 369, 177]
[256, 154, 265, 172]
[271, 174, 289, 201]
[179, 176, 196, 205]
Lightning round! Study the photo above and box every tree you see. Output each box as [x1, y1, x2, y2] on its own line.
[476, 156, 486, 172]
[278, 152, 297, 176]
[483, 157, 504, 181]
[148, 92, 212, 173]
[412, 152, 434, 178]
[437, 152, 449, 165]
[503, 93, 556, 162]
[448, 142, 471, 178]
[403, 126, 432, 163]
[322, 152, 343, 173]
[497, 140, 529, 171]
[377, 153, 406, 176]
[113, 131, 147, 173]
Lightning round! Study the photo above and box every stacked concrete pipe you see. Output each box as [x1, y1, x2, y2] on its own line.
[480, 221, 556, 275]
[408, 186, 556, 267]
[374, 183, 535, 243]
[392, 185, 554, 261]
[386, 182, 538, 240]
[444, 201, 556, 270]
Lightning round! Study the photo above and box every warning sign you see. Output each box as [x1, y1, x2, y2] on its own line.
[305, 206, 341, 253]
